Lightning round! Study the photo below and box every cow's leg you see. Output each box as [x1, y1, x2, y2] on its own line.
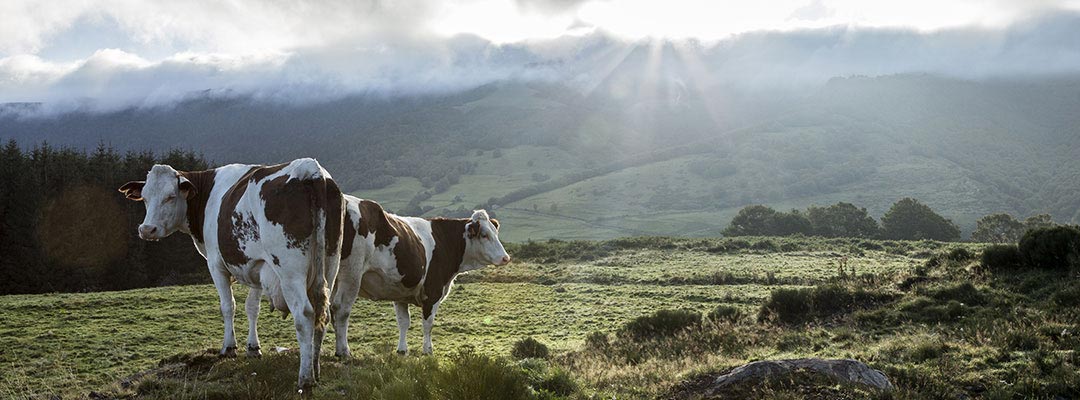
[421, 302, 441, 355]
[330, 262, 362, 358]
[209, 265, 238, 358]
[278, 270, 317, 390]
[394, 302, 411, 354]
[245, 287, 262, 358]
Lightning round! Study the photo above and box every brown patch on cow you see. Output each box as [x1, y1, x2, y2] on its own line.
[216, 165, 261, 265]
[179, 169, 217, 243]
[341, 209, 357, 260]
[466, 221, 481, 238]
[324, 179, 343, 257]
[423, 218, 470, 319]
[259, 174, 315, 249]
[356, 200, 426, 288]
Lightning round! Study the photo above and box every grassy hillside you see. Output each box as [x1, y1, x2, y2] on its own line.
[5, 75, 1079, 241]
[11, 236, 1079, 399]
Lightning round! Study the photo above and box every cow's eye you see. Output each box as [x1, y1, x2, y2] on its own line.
[164, 195, 175, 203]
[481, 233, 489, 239]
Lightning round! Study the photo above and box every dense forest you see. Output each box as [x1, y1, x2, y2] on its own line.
[0, 140, 210, 294]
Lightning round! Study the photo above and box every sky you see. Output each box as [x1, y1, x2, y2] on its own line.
[2, 0, 1080, 111]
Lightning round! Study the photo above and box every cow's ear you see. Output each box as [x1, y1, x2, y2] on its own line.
[179, 178, 197, 200]
[490, 218, 500, 230]
[118, 181, 145, 201]
[466, 221, 481, 238]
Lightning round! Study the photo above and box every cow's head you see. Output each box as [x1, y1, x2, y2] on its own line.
[118, 164, 197, 241]
[463, 210, 510, 268]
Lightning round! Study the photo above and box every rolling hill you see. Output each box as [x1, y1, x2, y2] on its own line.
[3, 73, 1079, 241]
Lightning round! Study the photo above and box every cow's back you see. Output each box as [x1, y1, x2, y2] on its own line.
[341, 196, 430, 304]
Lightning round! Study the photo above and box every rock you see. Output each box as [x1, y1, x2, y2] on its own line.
[707, 358, 893, 395]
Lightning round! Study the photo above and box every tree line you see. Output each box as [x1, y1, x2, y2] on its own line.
[723, 198, 1059, 242]
[0, 140, 211, 294]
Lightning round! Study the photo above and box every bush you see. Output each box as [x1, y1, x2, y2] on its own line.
[708, 305, 744, 324]
[759, 288, 811, 323]
[511, 337, 550, 360]
[435, 349, 531, 400]
[1018, 226, 1080, 270]
[759, 284, 892, 324]
[982, 244, 1023, 269]
[621, 309, 702, 339]
[584, 331, 609, 349]
[518, 359, 578, 397]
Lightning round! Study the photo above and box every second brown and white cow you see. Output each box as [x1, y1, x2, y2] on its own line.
[331, 196, 510, 357]
[119, 159, 344, 390]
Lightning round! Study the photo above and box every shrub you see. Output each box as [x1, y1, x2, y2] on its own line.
[511, 337, 550, 360]
[759, 284, 893, 324]
[435, 349, 531, 400]
[1018, 226, 1080, 270]
[945, 247, 975, 262]
[758, 288, 812, 323]
[708, 305, 744, 324]
[982, 244, 1023, 269]
[750, 239, 778, 252]
[518, 359, 578, 397]
[584, 331, 609, 349]
[621, 309, 702, 339]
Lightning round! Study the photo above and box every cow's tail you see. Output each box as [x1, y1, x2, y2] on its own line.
[304, 170, 332, 332]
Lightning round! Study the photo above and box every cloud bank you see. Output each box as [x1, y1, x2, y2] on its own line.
[1, 1, 1079, 114]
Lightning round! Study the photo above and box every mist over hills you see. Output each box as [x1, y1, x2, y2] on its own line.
[3, 71, 1078, 240]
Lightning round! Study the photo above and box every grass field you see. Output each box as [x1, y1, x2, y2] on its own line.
[3, 236, 1078, 399]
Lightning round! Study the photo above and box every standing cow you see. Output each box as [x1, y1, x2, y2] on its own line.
[119, 158, 344, 390]
[330, 196, 510, 357]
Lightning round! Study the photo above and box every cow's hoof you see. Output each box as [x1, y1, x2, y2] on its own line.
[335, 351, 351, 359]
[246, 345, 262, 358]
[297, 378, 318, 393]
[396, 350, 407, 356]
[220, 346, 238, 358]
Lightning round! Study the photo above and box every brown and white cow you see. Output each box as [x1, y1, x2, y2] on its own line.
[118, 158, 344, 390]
[330, 196, 510, 357]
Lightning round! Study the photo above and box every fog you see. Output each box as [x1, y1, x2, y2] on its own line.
[2, 0, 1079, 115]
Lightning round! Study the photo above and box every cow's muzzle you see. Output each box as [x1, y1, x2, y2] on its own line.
[138, 224, 163, 241]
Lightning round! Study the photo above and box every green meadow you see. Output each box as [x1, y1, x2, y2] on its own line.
[3, 236, 1078, 399]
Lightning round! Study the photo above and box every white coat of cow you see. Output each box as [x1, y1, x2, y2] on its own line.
[119, 158, 344, 390]
[330, 196, 510, 357]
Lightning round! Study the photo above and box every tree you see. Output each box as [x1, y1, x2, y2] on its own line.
[806, 202, 881, 238]
[971, 213, 1024, 243]
[724, 205, 779, 236]
[880, 198, 960, 241]
[723, 205, 812, 237]
[1024, 214, 1056, 231]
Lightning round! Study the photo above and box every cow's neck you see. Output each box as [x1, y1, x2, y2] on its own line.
[179, 169, 217, 243]
[427, 218, 469, 276]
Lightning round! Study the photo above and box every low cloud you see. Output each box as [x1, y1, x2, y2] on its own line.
[1, 2, 1079, 115]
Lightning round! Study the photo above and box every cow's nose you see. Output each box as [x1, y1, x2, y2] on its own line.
[499, 255, 511, 265]
[138, 224, 159, 239]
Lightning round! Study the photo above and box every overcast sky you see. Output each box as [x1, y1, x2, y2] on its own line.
[3, 0, 1080, 111]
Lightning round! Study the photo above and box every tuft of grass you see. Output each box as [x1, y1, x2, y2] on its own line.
[511, 337, 551, 360]
[707, 305, 744, 324]
[982, 244, 1023, 270]
[621, 309, 702, 340]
